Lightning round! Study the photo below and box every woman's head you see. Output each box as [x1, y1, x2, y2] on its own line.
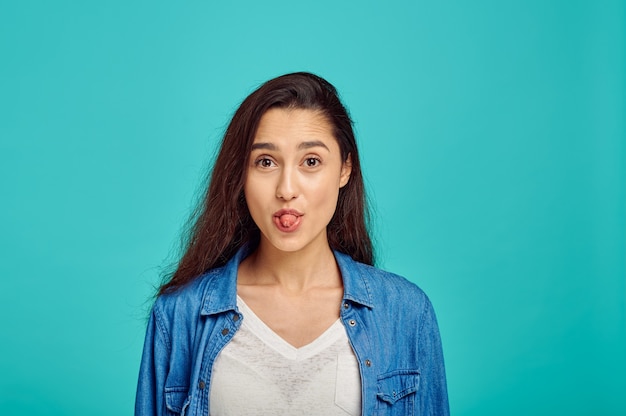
[245, 107, 353, 256]
[160, 72, 373, 294]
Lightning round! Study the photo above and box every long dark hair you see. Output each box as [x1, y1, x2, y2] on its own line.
[159, 72, 373, 295]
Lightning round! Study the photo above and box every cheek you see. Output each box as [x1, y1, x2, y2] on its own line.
[309, 178, 341, 212]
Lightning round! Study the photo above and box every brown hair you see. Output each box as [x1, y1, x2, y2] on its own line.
[159, 72, 373, 295]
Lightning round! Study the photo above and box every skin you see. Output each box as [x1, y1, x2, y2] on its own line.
[238, 108, 352, 348]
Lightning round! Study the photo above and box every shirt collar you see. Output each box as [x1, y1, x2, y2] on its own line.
[334, 250, 375, 308]
[200, 244, 251, 316]
[200, 244, 374, 315]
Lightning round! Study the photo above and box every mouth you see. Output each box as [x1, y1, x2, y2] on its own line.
[273, 209, 303, 232]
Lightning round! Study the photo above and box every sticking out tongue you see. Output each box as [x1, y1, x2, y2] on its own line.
[280, 214, 298, 228]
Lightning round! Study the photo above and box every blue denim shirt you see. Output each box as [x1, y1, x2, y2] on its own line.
[136, 246, 449, 415]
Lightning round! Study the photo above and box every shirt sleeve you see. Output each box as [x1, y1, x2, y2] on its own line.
[416, 298, 450, 416]
[135, 306, 171, 416]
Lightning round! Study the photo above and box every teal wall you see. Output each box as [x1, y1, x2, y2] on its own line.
[1, 1, 624, 414]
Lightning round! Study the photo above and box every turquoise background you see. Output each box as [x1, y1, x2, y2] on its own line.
[1, 1, 624, 414]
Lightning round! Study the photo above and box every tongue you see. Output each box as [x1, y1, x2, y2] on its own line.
[280, 214, 297, 228]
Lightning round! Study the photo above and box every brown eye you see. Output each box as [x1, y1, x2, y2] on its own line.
[305, 158, 320, 167]
[255, 158, 275, 168]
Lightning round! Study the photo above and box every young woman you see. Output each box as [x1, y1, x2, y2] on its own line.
[136, 72, 449, 415]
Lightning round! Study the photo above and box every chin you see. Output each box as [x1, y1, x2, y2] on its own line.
[259, 233, 312, 254]
[267, 240, 308, 253]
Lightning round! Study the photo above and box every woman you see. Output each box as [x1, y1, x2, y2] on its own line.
[136, 72, 449, 415]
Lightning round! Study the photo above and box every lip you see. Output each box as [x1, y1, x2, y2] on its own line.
[273, 208, 304, 233]
[273, 208, 304, 218]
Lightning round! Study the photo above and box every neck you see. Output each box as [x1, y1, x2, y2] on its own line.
[242, 239, 340, 292]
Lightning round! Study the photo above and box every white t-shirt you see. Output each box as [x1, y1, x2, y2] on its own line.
[209, 296, 362, 416]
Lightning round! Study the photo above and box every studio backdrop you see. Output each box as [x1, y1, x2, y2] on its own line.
[1, 1, 624, 415]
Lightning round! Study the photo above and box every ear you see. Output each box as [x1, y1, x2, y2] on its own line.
[339, 153, 352, 188]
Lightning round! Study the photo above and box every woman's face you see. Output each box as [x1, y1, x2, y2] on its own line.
[244, 108, 351, 255]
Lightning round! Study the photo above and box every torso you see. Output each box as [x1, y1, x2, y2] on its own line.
[135, 247, 448, 416]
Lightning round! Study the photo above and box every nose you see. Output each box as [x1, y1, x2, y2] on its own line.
[276, 167, 298, 200]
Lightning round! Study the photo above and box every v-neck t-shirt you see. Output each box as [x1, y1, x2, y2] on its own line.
[209, 296, 362, 416]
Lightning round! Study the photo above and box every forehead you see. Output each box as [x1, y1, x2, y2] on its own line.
[253, 108, 336, 145]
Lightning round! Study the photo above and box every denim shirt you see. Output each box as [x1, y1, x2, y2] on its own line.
[135, 246, 449, 416]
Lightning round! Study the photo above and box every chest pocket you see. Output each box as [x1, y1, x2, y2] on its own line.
[375, 370, 420, 415]
[164, 386, 190, 415]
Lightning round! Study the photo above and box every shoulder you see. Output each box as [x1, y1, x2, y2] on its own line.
[339, 253, 435, 322]
[358, 261, 429, 303]
[151, 265, 229, 326]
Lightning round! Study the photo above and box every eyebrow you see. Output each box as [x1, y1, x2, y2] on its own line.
[250, 142, 277, 151]
[250, 141, 330, 151]
[298, 140, 329, 151]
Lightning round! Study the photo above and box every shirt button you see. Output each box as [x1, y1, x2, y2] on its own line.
[233, 314, 240, 322]
[348, 319, 356, 327]
[198, 380, 206, 390]
[365, 359, 372, 367]
[343, 302, 349, 309]
[221, 328, 229, 335]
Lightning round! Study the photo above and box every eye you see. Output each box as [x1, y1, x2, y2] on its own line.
[254, 157, 276, 168]
[304, 157, 321, 167]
